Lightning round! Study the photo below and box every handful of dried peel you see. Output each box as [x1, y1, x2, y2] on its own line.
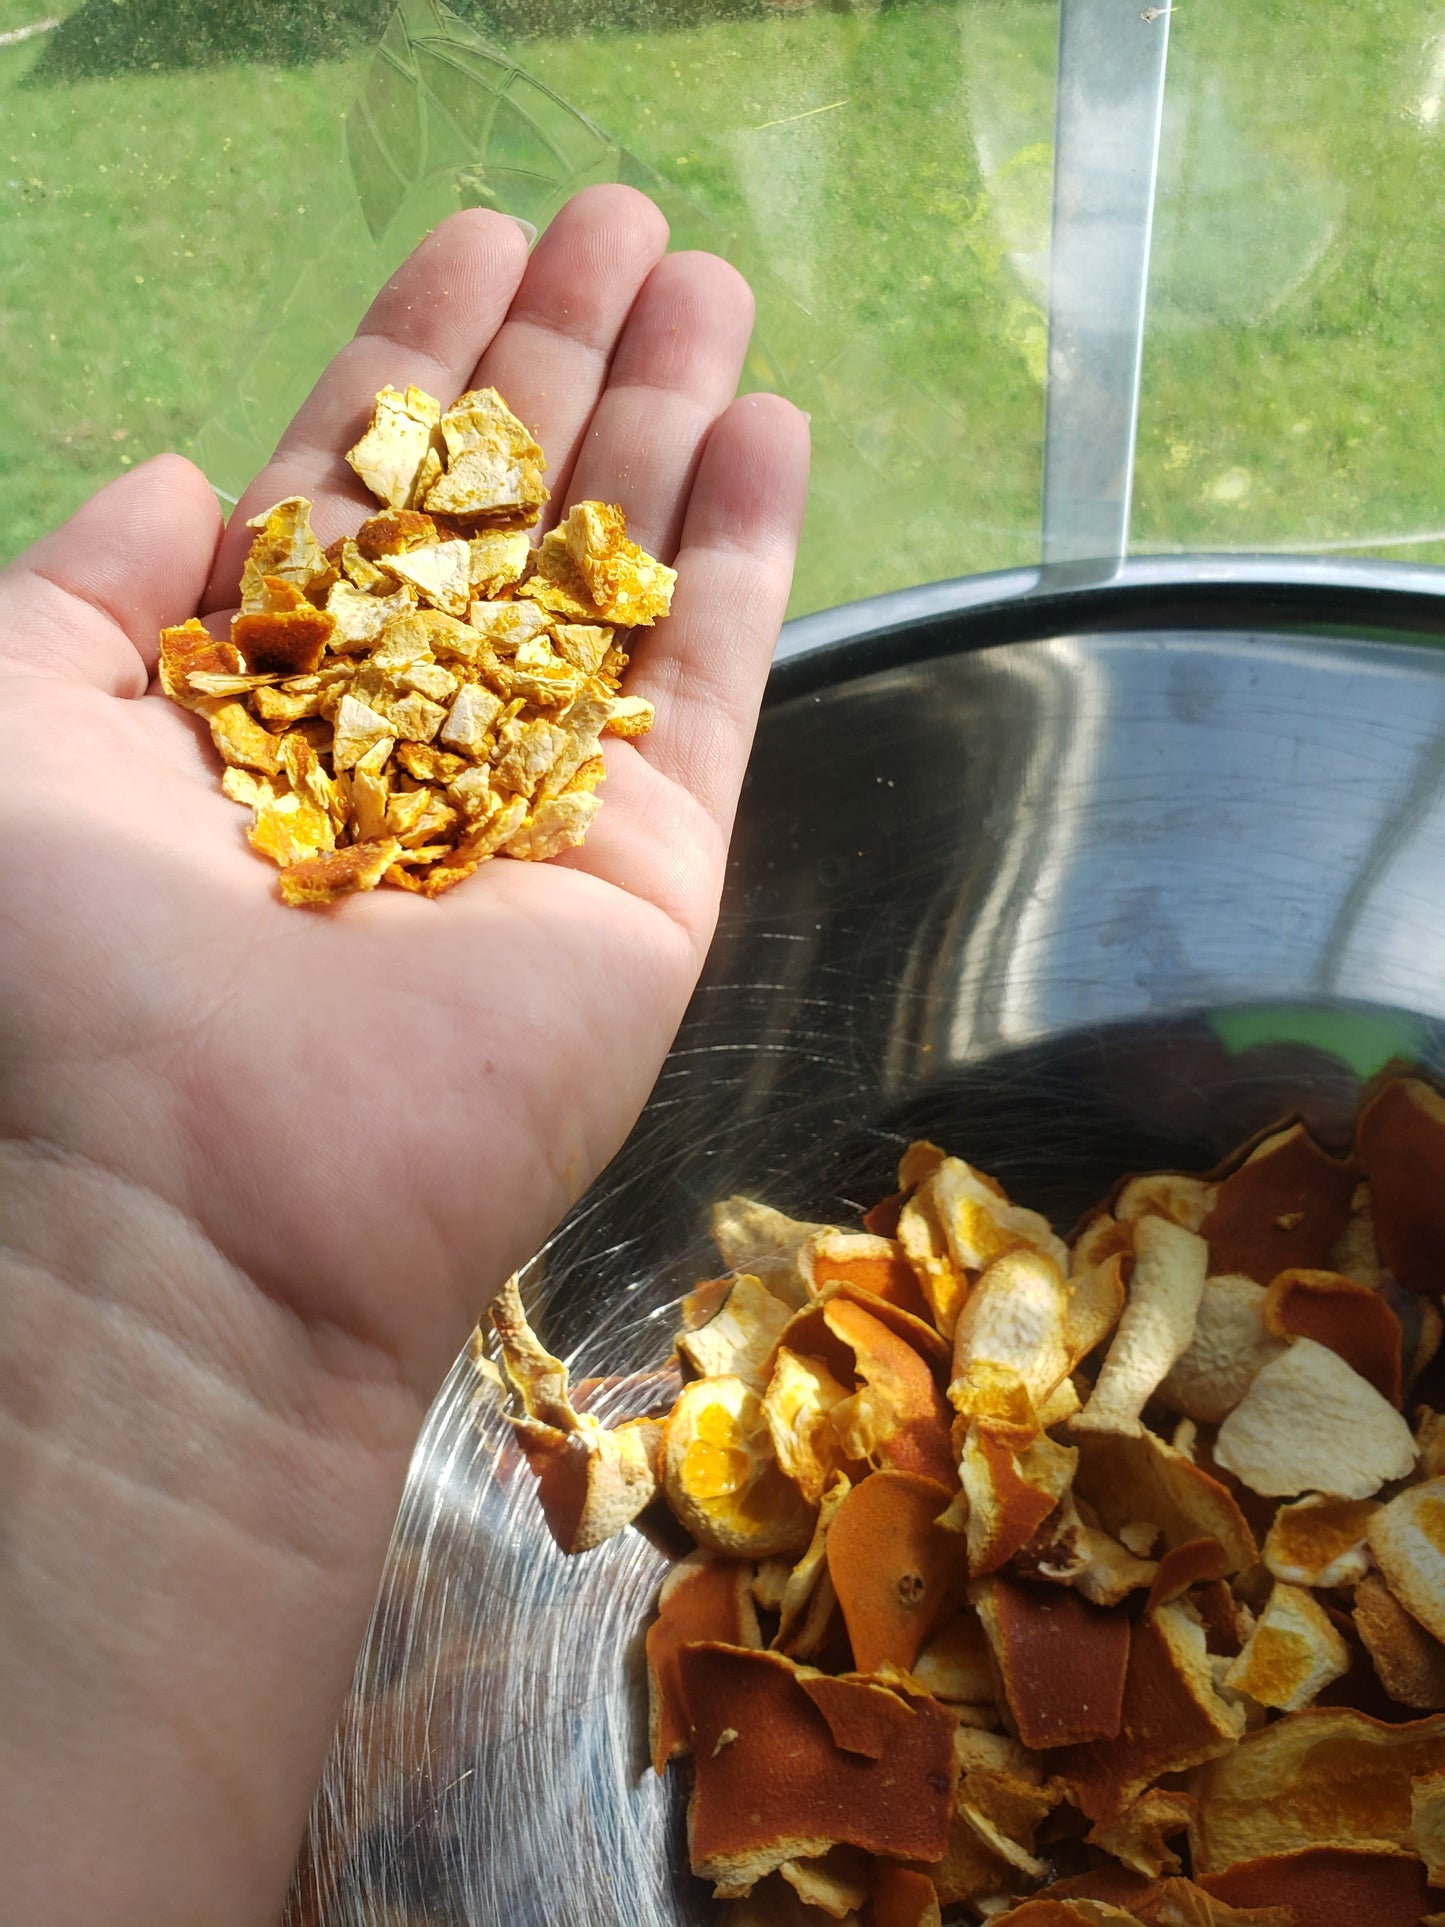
[492, 1071, 1445, 1927]
[160, 384, 674, 904]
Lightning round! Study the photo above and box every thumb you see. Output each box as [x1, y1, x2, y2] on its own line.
[0, 455, 224, 697]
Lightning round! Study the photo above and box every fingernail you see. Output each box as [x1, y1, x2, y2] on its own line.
[508, 216, 538, 246]
[800, 410, 812, 424]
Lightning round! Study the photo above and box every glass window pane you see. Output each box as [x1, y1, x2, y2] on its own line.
[1133, 0, 1445, 566]
[5, 0, 1061, 618]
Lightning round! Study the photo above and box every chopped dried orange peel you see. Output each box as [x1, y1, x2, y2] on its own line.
[489, 1073, 1445, 1918]
[162, 384, 672, 903]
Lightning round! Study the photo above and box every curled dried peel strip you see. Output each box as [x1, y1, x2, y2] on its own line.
[490, 1277, 664, 1554]
[821, 1298, 954, 1487]
[761, 1349, 851, 1509]
[710, 1196, 832, 1308]
[773, 1474, 851, 1657]
[1411, 1769, 1445, 1884]
[961, 1425, 1077, 1576]
[1085, 1788, 1196, 1879]
[1262, 1267, 1404, 1405]
[871, 1864, 943, 1927]
[1074, 1218, 1208, 1438]
[777, 1846, 872, 1917]
[679, 1274, 795, 1390]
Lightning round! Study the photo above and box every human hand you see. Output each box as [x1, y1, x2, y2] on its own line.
[0, 185, 808, 1927]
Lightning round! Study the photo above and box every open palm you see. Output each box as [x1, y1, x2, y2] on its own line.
[0, 187, 807, 1927]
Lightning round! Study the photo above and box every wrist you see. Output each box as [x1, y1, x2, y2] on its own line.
[0, 1136, 423, 1927]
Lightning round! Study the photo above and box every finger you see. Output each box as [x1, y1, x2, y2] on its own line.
[562, 251, 756, 561]
[467, 184, 670, 521]
[203, 208, 532, 612]
[0, 455, 223, 697]
[623, 393, 810, 830]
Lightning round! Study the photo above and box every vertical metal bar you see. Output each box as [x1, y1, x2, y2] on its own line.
[1041, 0, 1171, 576]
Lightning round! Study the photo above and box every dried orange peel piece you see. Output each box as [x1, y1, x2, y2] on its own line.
[1262, 1492, 1378, 1588]
[825, 1469, 962, 1675]
[490, 1275, 663, 1554]
[1220, 1580, 1350, 1712]
[1074, 1218, 1208, 1438]
[646, 1551, 760, 1775]
[677, 1642, 956, 1897]
[496, 1082, 1445, 1922]
[1368, 1475, 1445, 1645]
[1197, 1847, 1429, 1927]
[822, 1297, 955, 1487]
[949, 1247, 1072, 1435]
[1213, 1337, 1416, 1499]
[678, 1274, 794, 1390]
[972, 1574, 1130, 1750]
[662, 1375, 816, 1559]
[871, 1864, 943, 1927]
[1262, 1267, 1404, 1405]
[1086, 1789, 1196, 1880]
[1054, 1600, 1245, 1825]
[164, 383, 668, 903]
[1200, 1122, 1357, 1284]
[1189, 1707, 1445, 1873]
[1155, 1275, 1284, 1425]
[1357, 1074, 1445, 1296]
[1352, 1572, 1445, 1711]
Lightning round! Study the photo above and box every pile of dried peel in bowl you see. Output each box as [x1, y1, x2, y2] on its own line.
[494, 1070, 1445, 1926]
[160, 384, 672, 904]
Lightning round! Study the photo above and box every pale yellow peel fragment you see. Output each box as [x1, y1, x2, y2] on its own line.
[1214, 1338, 1417, 1500]
[1156, 1275, 1286, 1425]
[950, 1247, 1071, 1428]
[1369, 1476, 1445, 1644]
[423, 386, 548, 525]
[1221, 1580, 1350, 1711]
[1411, 1769, 1445, 1885]
[561, 499, 676, 626]
[678, 1275, 795, 1389]
[384, 538, 473, 617]
[345, 384, 444, 511]
[761, 1348, 851, 1506]
[239, 496, 327, 610]
[1074, 1217, 1208, 1437]
[710, 1198, 834, 1309]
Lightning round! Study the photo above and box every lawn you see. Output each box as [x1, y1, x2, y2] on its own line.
[6, 0, 1445, 615]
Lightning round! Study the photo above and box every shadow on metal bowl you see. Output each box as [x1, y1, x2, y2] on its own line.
[293, 557, 1445, 1926]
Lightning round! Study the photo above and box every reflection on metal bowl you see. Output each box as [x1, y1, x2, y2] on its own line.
[290, 560, 1445, 1926]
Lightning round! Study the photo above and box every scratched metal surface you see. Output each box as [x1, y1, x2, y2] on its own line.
[295, 587, 1445, 1926]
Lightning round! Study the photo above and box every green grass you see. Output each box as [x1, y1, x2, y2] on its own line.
[0, 33, 366, 553]
[1132, 0, 1445, 564]
[7, 0, 1445, 613]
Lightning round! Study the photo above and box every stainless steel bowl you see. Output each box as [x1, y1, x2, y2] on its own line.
[295, 560, 1445, 1926]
